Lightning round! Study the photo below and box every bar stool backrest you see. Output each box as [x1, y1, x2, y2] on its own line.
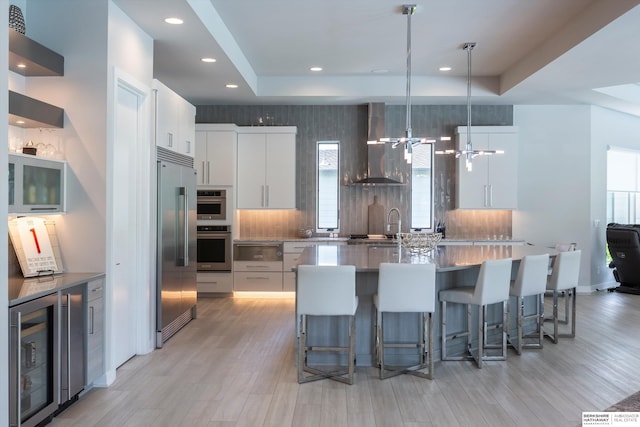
[512, 254, 550, 297]
[297, 265, 357, 316]
[474, 258, 513, 306]
[378, 263, 436, 313]
[548, 250, 581, 292]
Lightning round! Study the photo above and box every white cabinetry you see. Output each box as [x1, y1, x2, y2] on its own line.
[9, 153, 66, 214]
[197, 272, 234, 293]
[153, 79, 195, 157]
[236, 127, 296, 209]
[195, 124, 237, 186]
[234, 261, 283, 291]
[86, 278, 104, 386]
[283, 241, 346, 291]
[283, 242, 315, 292]
[456, 126, 518, 209]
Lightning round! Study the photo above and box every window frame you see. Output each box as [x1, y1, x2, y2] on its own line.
[316, 140, 340, 233]
[409, 142, 435, 231]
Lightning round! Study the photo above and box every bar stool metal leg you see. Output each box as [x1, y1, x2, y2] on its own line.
[379, 311, 433, 379]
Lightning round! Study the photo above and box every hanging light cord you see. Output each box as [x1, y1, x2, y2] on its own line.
[465, 42, 473, 152]
[405, 5, 415, 140]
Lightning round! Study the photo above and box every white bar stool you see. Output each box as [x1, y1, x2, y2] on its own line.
[439, 258, 512, 368]
[544, 250, 581, 343]
[374, 263, 436, 379]
[296, 265, 358, 384]
[508, 254, 550, 354]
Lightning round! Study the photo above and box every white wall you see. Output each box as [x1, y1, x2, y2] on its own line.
[513, 105, 593, 291]
[106, 1, 156, 373]
[2, 4, 10, 423]
[514, 105, 640, 292]
[26, 0, 109, 274]
[20, 0, 155, 387]
[591, 106, 640, 286]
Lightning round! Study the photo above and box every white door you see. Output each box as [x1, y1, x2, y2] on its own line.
[112, 84, 139, 367]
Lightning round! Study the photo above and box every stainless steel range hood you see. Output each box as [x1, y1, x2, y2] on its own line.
[352, 103, 406, 185]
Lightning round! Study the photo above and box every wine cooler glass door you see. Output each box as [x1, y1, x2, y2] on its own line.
[10, 294, 59, 427]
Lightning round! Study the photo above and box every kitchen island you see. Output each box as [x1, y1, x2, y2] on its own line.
[294, 243, 556, 366]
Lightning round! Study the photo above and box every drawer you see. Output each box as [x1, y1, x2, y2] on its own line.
[87, 278, 104, 302]
[197, 272, 233, 293]
[283, 241, 316, 253]
[283, 272, 296, 292]
[234, 261, 283, 272]
[283, 253, 302, 271]
[234, 272, 283, 291]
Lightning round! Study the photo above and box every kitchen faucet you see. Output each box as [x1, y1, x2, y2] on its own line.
[387, 208, 401, 236]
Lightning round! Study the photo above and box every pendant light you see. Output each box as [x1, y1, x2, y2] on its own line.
[456, 42, 502, 171]
[371, 4, 427, 164]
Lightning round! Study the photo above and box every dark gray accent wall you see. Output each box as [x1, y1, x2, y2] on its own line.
[197, 104, 513, 237]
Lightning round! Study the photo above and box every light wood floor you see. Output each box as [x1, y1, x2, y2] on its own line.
[51, 290, 640, 427]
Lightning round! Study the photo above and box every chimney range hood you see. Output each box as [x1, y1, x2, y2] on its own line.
[352, 103, 406, 185]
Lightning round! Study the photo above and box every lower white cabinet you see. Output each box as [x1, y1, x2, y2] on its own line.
[234, 261, 283, 291]
[85, 278, 104, 386]
[283, 241, 346, 291]
[283, 242, 317, 291]
[197, 272, 234, 293]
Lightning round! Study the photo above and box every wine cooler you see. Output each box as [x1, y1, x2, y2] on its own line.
[9, 294, 59, 427]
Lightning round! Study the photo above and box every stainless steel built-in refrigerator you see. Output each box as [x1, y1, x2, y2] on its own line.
[156, 147, 197, 348]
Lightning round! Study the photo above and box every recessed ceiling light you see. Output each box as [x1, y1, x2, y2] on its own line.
[310, 67, 323, 72]
[164, 17, 183, 25]
[201, 57, 216, 63]
[225, 84, 238, 89]
[439, 66, 452, 72]
[17, 63, 26, 68]
[16, 120, 25, 124]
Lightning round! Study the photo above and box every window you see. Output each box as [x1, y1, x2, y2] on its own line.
[607, 147, 640, 224]
[410, 143, 434, 230]
[317, 141, 339, 231]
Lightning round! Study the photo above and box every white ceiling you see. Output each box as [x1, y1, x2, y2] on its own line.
[113, 0, 640, 116]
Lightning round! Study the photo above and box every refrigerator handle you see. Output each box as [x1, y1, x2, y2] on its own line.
[178, 186, 189, 266]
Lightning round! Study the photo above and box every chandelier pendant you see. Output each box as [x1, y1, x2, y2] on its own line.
[373, 4, 428, 164]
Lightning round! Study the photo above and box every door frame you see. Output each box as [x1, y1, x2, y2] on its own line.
[105, 68, 154, 385]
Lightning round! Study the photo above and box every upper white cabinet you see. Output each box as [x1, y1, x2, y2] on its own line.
[195, 124, 237, 186]
[456, 126, 518, 209]
[152, 79, 195, 157]
[237, 127, 297, 209]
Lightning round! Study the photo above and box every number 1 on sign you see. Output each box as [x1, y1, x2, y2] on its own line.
[29, 227, 41, 254]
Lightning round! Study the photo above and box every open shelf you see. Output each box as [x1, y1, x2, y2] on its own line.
[9, 91, 64, 128]
[8, 29, 64, 76]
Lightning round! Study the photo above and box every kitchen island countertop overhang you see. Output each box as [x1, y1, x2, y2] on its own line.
[293, 243, 556, 272]
[292, 243, 558, 367]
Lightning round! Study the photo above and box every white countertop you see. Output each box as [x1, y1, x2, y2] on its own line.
[294, 243, 554, 273]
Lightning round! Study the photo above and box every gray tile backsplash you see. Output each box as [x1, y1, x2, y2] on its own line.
[197, 104, 513, 239]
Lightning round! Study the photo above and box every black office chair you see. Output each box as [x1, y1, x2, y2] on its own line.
[607, 223, 640, 295]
